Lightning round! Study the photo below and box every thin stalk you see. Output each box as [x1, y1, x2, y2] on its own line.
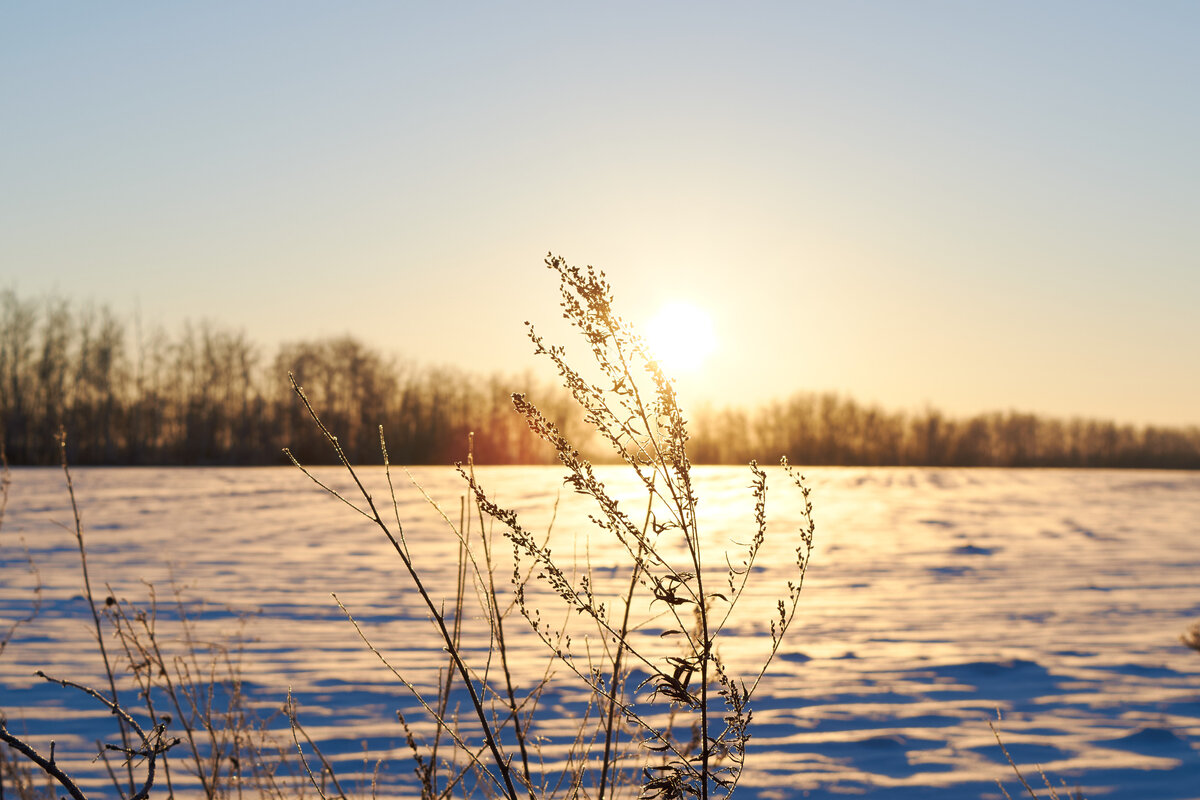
[287, 377, 522, 800]
[429, 496, 469, 797]
[32, 671, 178, 800]
[605, 317, 714, 798]
[598, 484, 654, 800]
[58, 429, 135, 798]
[468, 436, 534, 788]
[106, 593, 177, 799]
[582, 261, 713, 796]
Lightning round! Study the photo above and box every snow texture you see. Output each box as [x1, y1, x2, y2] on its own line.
[2, 466, 1199, 798]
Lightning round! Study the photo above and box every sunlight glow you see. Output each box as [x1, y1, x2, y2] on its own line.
[644, 301, 716, 374]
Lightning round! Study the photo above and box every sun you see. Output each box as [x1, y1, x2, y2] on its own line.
[643, 301, 716, 374]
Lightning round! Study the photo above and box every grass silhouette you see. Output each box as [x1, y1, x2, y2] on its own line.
[284, 255, 814, 799]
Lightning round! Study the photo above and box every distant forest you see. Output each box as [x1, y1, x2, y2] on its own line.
[2, 290, 1198, 469]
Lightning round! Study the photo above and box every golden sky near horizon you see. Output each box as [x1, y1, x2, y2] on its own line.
[2, 2, 1198, 426]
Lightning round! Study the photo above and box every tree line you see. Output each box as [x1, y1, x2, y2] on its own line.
[2, 289, 1197, 468]
[689, 394, 1200, 469]
[0, 289, 589, 466]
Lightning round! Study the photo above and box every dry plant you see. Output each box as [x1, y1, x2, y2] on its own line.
[0, 439, 55, 800]
[1, 433, 311, 800]
[285, 255, 815, 799]
[989, 713, 1086, 800]
[1, 432, 179, 800]
[1181, 622, 1200, 654]
[285, 383, 562, 800]
[104, 585, 313, 800]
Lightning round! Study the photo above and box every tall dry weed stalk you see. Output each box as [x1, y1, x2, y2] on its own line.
[287, 255, 815, 799]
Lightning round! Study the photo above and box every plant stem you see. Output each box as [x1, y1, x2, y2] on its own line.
[59, 429, 135, 798]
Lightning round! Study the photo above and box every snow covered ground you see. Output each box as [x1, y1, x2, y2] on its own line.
[2, 466, 1199, 798]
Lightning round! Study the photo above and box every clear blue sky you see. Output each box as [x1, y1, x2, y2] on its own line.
[3, 2, 1197, 425]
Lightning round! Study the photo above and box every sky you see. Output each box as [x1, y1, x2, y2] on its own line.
[3, 2, 1198, 426]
